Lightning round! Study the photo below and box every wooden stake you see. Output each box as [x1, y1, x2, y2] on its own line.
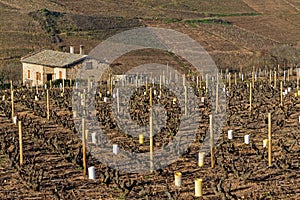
[216, 74, 219, 112]
[62, 79, 65, 94]
[297, 69, 299, 91]
[110, 77, 113, 95]
[11, 86, 14, 122]
[146, 79, 148, 91]
[228, 73, 231, 91]
[268, 113, 272, 166]
[209, 115, 214, 168]
[252, 70, 255, 89]
[117, 88, 120, 113]
[199, 75, 202, 88]
[82, 118, 87, 175]
[274, 71, 277, 89]
[205, 74, 208, 94]
[280, 81, 283, 106]
[234, 72, 237, 85]
[149, 88, 153, 172]
[18, 121, 23, 166]
[50, 80, 52, 89]
[88, 78, 91, 93]
[85, 130, 89, 140]
[35, 84, 39, 95]
[269, 70, 272, 85]
[10, 80, 12, 94]
[184, 86, 187, 115]
[46, 89, 50, 120]
[250, 83, 252, 112]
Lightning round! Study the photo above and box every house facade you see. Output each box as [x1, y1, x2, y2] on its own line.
[21, 49, 87, 86]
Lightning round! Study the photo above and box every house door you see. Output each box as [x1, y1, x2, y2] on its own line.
[47, 74, 53, 81]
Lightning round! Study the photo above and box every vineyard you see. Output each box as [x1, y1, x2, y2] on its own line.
[0, 67, 299, 199]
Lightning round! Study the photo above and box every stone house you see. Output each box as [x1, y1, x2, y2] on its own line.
[21, 47, 87, 86]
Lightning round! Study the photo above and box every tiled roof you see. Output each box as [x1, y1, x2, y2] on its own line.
[21, 50, 87, 67]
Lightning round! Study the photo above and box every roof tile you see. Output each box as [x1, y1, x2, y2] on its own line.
[21, 50, 87, 67]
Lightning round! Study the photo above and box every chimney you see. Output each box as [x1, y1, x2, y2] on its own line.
[80, 45, 85, 55]
[70, 46, 74, 54]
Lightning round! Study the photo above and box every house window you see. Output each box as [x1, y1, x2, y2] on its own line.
[59, 71, 62, 79]
[28, 70, 30, 78]
[86, 62, 93, 70]
[36, 72, 41, 81]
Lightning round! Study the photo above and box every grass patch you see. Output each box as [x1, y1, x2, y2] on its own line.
[162, 18, 182, 23]
[162, 17, 232, 26]
[161, 12, 260, 26]
[184, 18, 232, 26]
[206, 12, 261, 17]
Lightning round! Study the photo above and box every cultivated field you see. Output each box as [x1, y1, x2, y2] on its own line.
[0, 0, 299, 199]
[0, 67, 299, 199]
[0, 0, 299, 81]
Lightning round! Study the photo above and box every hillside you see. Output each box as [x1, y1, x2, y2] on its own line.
[0, 1, 299, 199]
[0, 0, 299, 81]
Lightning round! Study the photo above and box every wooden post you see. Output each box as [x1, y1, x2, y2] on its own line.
[10, 80, 13, 93]
[274, 71, 277, 89]
[18, 121, 23, 165]
[117, 88, 120, 113]
[205, 74, 208, 94]
[88, 79, 91, 93]
[35, 83, 39, 95]
[228, 73, 231, 91]
[250, 83, 252, 112]
[85, 130, 89, 140]
[149, 88, 153, 172]
[234, 72, 237, 85]
[110, 76, 113, 95]
[280, 81, 283, 106]
[62, 79, 65, 94]
[46, 90, 50, 120]
[184, 86, 187, 115]
[11, 82, 14, 122]
[199, 75, 202, 89]
[146, 79, 148, 91]
[209, 115, 214, 168]
[297, 69, 299, 91]
[268, 113, 272, 166]
[50, 80, 52, 89]
[269, 70, 272, 85]
[82, 118, 87, 175]
[163, 71, 165, 85]
[216, 74, 219, 112]
[252, 70, 255, 89]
